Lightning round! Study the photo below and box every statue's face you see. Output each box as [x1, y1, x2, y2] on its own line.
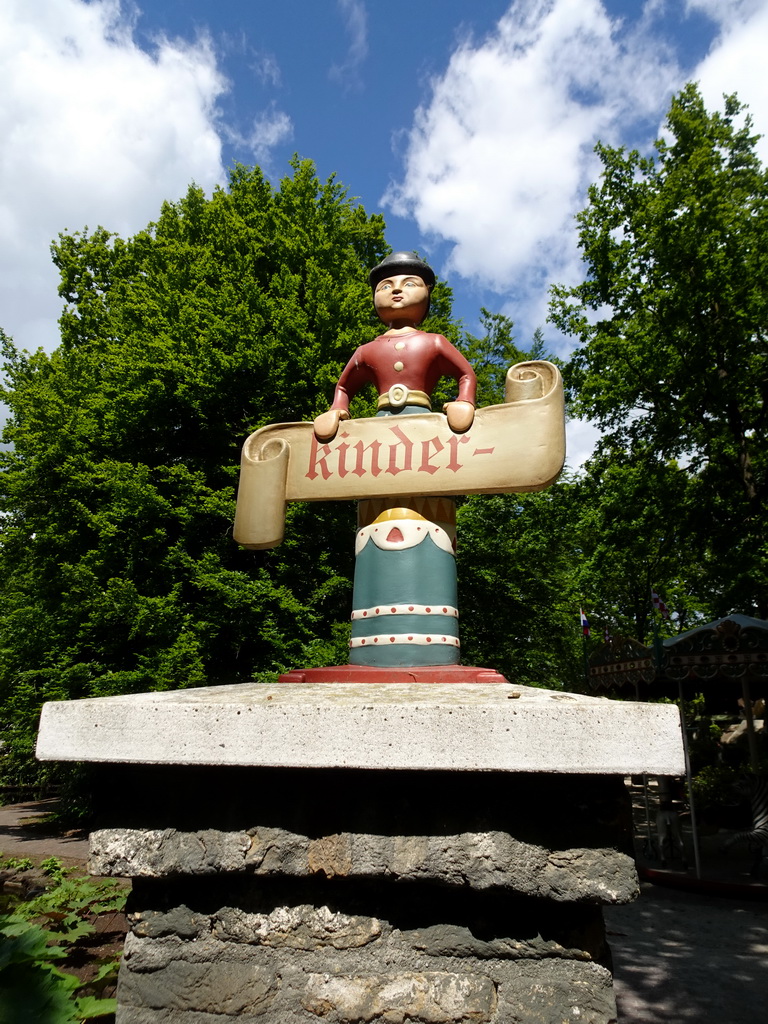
[373, 274, 430, 324]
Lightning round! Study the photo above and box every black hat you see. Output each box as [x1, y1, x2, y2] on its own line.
[368, 251, 436, 290]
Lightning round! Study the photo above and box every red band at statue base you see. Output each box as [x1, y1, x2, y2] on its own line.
[278, 664, 509, 684]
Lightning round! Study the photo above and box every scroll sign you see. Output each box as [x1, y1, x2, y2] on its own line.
[234, 361, 565, 550]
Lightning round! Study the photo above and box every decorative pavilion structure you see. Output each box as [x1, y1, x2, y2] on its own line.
[588, 614, 768, 881]
[662, 614, 768, 769]
[588, 635, 657, 699]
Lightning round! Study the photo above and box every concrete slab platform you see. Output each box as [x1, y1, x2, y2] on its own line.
[36, 681, 684, 775]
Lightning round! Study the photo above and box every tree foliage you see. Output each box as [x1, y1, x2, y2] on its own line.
[0, 160, 390, 784]
[0, 159, 601, 791]
[568, 455, 712, 644]
[551, 84, 768, 616]
[457, 482, 584, 689]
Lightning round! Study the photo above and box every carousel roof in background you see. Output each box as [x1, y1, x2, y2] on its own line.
[661, 614, 768, 683]
[588, 635, 655, 690]
[588, 615, 768, 690]
[661, 614, 767, 771]
[587, 615, 767, 771]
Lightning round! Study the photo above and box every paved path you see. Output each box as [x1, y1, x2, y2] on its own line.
[0, 799, 89, 864]
[605, 882, 768, 1023]
[2, 802, 767, 1021]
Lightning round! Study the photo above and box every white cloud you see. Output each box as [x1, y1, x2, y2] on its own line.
[0, 0, 229, 352]
[565, 418, 601, 471]
[330, 0, 368, 86]
[692, 0, 768, 163]
[383, 0, 768, 469]
[225, 105, 294, 167]
[384, 0, 756, 466]
[384, 0, 681, 315]
[685, 0, 765, 26]
[248, 108, 294, 164]
[250, 52, 282, 87]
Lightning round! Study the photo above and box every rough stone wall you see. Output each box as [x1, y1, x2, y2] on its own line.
[88, 767, 630, 1024]
[91, 825, 637, 904]
[116, 878, 617, 1024]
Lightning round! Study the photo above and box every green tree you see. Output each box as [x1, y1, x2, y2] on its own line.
[450, 316, 580, 687]
[460, 309, 528, 407]
[529, 327, 547, 361]
[551, 84, 768, 616]
[456, 479, 585, 690]
[0, 160, 388, 787]
[571, 455, 714, 644]
[0, 157, 584, 791]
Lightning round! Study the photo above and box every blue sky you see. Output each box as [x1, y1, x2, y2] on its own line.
[2, 0, 768, 464]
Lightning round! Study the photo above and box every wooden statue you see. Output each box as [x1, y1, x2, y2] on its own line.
[234, 252, 565, 680]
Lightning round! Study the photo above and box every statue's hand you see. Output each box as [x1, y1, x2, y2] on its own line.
[444, 400, 475, 432]
[313, 408, 349, 441]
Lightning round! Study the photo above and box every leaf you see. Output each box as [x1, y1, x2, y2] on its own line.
[0, 962, 80, 1024]
[0, 916, 68, 966]
[86, 959, 120, 988]
[73, 994, 118, 1019]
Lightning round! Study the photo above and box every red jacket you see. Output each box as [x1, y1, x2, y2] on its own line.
[330, 331, 477, 412]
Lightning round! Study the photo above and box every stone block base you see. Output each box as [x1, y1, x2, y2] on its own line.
[82, 766, 630, 1023]
[116, 876, 616, 1023]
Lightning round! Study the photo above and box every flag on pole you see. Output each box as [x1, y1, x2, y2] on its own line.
[580, 608, 590, 636]
[651, 588, 670, 620]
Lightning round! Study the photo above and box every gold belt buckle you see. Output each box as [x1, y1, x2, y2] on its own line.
[387, 385, 411, 407]
[388, 383, 408, 409]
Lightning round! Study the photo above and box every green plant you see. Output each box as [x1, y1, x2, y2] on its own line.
[0, 866, 127, 1022]
[552, 84, 768, 618]
[40, 857, 69, 883]
[0, 913, 80, 1023]
[691, 762, 740, 811]
[0, 854, 34, 872]
[15, 875, 127, 943]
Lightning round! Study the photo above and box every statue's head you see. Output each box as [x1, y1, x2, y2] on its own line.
[369, 252, 435, 326]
